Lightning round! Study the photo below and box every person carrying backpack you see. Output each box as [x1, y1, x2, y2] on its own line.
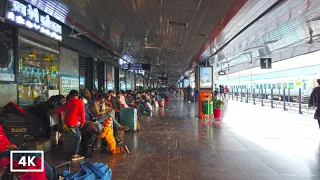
[51, 90, 85, 161]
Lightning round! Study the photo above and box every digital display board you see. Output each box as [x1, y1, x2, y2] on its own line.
[199, 66, 213, 90]
[183, 79, 189, 88]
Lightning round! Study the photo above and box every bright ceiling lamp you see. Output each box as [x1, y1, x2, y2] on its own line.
[29, 49, 36, 57]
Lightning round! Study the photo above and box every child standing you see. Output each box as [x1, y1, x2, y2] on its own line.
[97, 117, 129, 154]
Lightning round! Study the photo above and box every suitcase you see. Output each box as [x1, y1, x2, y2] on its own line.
[120, 108, 138, 131]
[1, 113, 42, 136]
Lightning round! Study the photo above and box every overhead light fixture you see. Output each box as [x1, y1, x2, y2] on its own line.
[29, 49, 36, 57]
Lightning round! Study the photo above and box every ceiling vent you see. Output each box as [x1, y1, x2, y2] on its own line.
[168, 20, 188, 28]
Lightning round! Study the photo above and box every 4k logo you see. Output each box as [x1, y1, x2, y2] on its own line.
[10, 150, 44, 172]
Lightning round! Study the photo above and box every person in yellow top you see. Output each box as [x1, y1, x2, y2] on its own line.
[97, 117, 129, 154]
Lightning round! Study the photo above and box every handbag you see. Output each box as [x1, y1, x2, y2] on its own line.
[62, 161, 112, 180]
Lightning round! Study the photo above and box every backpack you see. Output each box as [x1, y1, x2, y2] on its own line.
[79, 132, 101, 158]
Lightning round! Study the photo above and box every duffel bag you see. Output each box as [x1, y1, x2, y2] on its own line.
[62, 161, 112, 180]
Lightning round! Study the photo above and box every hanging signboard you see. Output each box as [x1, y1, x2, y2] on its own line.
[5, 0, 62, 41]
[218, 70, 226, 75]
[60, 76, 79, 95]
[127, 64, 151, 70]
[260, 58, 272, 69]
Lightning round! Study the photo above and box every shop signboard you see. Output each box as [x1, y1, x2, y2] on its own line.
[60, 76, 79, 95]
[199, 66, 213, 90]
[5, 0, 62, 41]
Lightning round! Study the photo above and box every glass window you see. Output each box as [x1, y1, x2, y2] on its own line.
[264, 84, 267, 89]
[277, 83, 281, 89]
[256, 84, 259, 89]
[244, 85, 247, 89]
[283, 83, 288, 89]
[260, 84, 263, 89]
[289, 83, 294, 89]
[268, 84, 271, 89]
[18, 42, 60, 106]
[272, 84, 276, 89]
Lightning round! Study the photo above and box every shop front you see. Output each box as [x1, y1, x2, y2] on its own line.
[4, 0, 63, 106]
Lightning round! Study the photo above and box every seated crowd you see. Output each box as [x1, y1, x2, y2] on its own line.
[0, 88, 171, 179]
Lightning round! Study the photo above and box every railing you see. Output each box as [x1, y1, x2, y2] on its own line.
[228, 88, 315, 116]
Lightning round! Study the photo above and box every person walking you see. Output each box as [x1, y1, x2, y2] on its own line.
[225, 86, 230, 101]
[309, 79, 320, 129]
[51, 90, 85, 161]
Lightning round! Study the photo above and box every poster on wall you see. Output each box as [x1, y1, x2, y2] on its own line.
[199, 66, 213, 90]
[0, 22, 15, 81]
[60, 76, 79, 95]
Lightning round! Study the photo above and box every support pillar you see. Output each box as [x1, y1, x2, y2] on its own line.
[114, 67, 120, 92]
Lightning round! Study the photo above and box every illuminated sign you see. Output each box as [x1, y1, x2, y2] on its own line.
[5, 0, 62, 41]
[128, 64, 151, 70]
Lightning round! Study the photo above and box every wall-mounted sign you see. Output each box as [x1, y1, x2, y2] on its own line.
[260, 58, 272, 69]
[5, 0, 62, 41]
[199, 66, 213, 90]
[60, 76, 79, 95]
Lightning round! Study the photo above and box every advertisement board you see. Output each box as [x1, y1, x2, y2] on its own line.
[183, 79, 189, 88]
[60, 76, 79, 95]
[199, 66, 213, 90]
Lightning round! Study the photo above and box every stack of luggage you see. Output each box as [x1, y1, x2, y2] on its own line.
[0, 102, 42, 137]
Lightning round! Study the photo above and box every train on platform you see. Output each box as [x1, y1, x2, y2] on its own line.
[216, 65, 320, 102]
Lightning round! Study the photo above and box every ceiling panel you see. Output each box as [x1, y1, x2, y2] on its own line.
[26, 0, 241, 81]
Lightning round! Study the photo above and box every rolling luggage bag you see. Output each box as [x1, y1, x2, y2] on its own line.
[120, 108, 138, 131]
[79, 131, 101, 158]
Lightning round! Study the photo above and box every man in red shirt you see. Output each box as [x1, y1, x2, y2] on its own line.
[51, 90, 85, 161]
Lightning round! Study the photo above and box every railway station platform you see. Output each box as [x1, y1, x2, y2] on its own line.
[45, 98, 320, 180]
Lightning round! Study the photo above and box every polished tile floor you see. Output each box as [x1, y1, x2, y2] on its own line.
[46, 98, 320, 180]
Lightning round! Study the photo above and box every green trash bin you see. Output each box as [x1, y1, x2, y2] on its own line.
[202, 100, 213, 115]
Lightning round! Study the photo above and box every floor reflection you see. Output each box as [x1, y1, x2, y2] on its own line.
[45, 97, 320, 180]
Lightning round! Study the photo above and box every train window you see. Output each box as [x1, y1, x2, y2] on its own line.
[268, 84, 271, 89]
[264, 84, 267, 89]
[272, 84, 276, 89]
[277, 83, 281, 89]
[289, 83, 294, 89]
[283, 83, 288, 89]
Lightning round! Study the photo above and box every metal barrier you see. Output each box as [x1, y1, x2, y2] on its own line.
[230, 88, 314, 116]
